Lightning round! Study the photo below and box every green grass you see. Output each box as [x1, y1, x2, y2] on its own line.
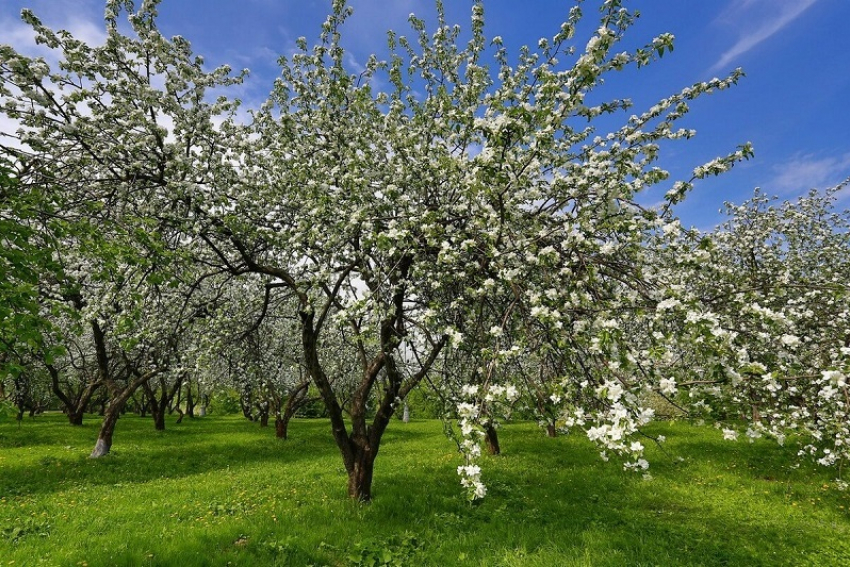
[1, 414, 849, 566]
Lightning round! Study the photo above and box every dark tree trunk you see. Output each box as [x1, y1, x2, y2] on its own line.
[274, 382, 311, 440]
[295, 262, 445, 502]
[68, 410, 85, 426]
[47, 364, 100, 427]
[153, 407, 166, 431]
[485, 424, 501, 455]
[347, 446, 377, 502]
[170, 382, 182, 415]
[144, 382, 166, 431]
[240, 390, 254, 421]
[275, 416, 287, 439]
[546, 422, 557, 438]
[300, 307, 386, 503]
[144, 375, 184, 432]
[259, 411, 269, 427]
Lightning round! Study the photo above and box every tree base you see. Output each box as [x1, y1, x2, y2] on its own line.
[89, 438, 111, 458]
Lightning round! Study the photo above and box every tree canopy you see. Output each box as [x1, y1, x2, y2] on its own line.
[2, 0, 847, 502]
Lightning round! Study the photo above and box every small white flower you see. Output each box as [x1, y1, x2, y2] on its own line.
[446, 327, 464, 347]
[656, 298, 681, 311]
[461, 384, 479, 397]
[823, 370, 846, 386]
[659, 377, 678, 396]
[472, 481, 487, 499]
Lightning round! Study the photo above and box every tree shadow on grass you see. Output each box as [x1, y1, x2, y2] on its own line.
[356, 423, 849, 567]
[3, 419, 849, 566]
[0, 416, 338, 499]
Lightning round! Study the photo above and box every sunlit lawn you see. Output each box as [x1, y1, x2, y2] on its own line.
[1, 413, 849, 566]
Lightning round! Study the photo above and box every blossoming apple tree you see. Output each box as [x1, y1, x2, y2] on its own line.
[660, 184, 850, 470]
[0, 1, 243, 453]
[1, 0, 763, 500]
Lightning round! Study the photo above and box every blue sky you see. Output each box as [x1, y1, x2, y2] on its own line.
[2, 0, 849, 229]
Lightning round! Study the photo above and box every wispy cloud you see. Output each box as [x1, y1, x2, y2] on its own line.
[710, 0, 818, 73]
[0, 4, 105, 60]
[765, 152, 850, 196]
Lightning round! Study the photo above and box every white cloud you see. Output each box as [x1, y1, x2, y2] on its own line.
[1, 4, 105, 60]
[1, 5, 108, 151]
[710, 0, 818, 73]
[61, 16, 107, 47]
[765, 152, 850, 196]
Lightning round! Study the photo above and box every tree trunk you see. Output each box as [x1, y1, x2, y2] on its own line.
[144, 375, 184, 431]
[89, 375, 154, 457]
[402, 402, 410, 423]
[546, 422, 557, 438]
[90, 399, 123, 458]
[185, 386, 195, 418]
[240, 393, 253, 421]
[259, 411, 269, 427]
[47, 364, 99, 427]
[298, 296, 445, 503]
[346, 447, 377, 502]
[485, 423, 501, 455]
[144, 381, 166, 431]
[171, 382, 182, 415]
[275, 416, 287, 439]
[68, 409, 85, 426]
[153, 407, 166, 431]
[274, 382, 310, 440]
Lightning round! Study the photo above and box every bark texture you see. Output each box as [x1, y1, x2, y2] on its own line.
[485, 424, 501, 455]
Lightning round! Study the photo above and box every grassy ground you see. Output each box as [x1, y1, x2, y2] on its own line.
[1, 413, 849, 566]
